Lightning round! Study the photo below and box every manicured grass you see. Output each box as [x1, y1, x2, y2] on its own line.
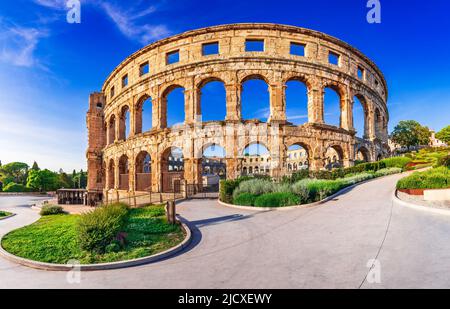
[1, 205, 185, 264]
[397, 166, 450, 190]
[0, 211, 12, 218]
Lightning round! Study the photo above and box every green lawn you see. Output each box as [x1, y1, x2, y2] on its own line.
[0, 211, 12, 218]
[1, 205, 185, 264]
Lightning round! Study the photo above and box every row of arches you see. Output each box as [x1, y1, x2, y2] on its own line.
[106, 141, 376, 192]
[106, 75, 387, 145]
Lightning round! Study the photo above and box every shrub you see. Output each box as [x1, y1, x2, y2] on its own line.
[232, 179, 275, 198]
[306, 179, 348, 201]
[291, 181, 310, 203]
[254, 192, 300, 207]
[397, 166, 449, 190]
[437, 155, 450, 168]
[273, 183, 293, 194]
[219, 176, 252, 203]
[77, 203, 129, 253]
[381, 157, 412, 169]
[374, 168, 402, 177]
[233, 193, 257, 206]
[2, 182, 28, 192]
[40, 205, 64, 216]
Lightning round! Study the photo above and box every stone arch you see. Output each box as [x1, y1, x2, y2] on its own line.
[353, 93, 370, 138]
[118, 154, 129, 190]
[356, 146, 370, 162]
[285, 141, 311, 172]
[375, 108, 382, 138]
[322, 80, 347, 128]
[197, 77, 227, 122]
[201, 143, 227, 178]
[161, 146, 184, 192]
[240, 74, 271, 122]
[241, 142, 271, 175]
[324, 144, 345, 170]
[285, 76, 311, 125]
[134, 93, 152, 134]
[118, 105, 130, 140]
[161, 84, 185, 128]
[135, 151, 152, 191]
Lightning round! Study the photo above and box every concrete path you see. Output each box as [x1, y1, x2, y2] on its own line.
[1, 173, 449, 289]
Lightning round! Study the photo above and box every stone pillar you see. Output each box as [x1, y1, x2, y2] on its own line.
[114, 159, 120, 190]
[133, 99, 142, 135]
[225, 83, 241, 121]
[308, 81, 324, 124]
[184, 158, 202, 184]
[114, 112, 120, 142]
[128, 155, 135, 192]
[268, 82, 286, 123]
[340, 94, 352, 131]
[184, 78, 196, 125]
[151, 155, 161, 192]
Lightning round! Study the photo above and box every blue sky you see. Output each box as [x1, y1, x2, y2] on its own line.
[0, 0, 449, 171]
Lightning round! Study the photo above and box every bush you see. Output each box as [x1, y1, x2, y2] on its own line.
[2, 182, 28, 192]
[254, 192, 300, 207]
[291, 180, 311, 203]
[381, 157, 412, 169]
[40, 205, 64, 216]
[397, 166, 449, 190]
[219, 176, 251, 203]
[233, 193, 257, 206]
[374, 168, 402, 177]
[232, 179, 275, 198]
[77, 203, 129, 253]
[306, 179, 348, 201]
[437, 155, 450, 168]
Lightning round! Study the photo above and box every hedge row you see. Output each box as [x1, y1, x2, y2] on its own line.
[397, 166, 450, 190]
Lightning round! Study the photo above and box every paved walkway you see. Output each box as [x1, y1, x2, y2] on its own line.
[1, 173, 450, 288]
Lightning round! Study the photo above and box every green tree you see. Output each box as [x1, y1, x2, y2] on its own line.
[31, 161, 40, 171]
[58, 172, 72, 189]
[26, 169, 59, 192]
[436, 125, 450, 144]
[0, 162, 29, 185]
[391, 120, 431, 149]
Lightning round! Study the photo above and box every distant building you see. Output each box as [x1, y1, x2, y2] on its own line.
[241, 148, 309, 175]
[429, 130, 448, 147]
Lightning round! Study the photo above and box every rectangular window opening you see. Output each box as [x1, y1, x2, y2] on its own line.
[328, 51, 340, 66]
[245, 39, 264, 52]
[110, 86, 115, 98]
[357, 66, 364, 80]
[290, 42, 306, 56]
[139, 62, 149, 76]
[166, 50, 180, 65]
[122, 74, 128, 88]
[202, 42, 219, 56]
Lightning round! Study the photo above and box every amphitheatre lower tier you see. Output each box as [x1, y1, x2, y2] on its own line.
[85, 23, 390, 199]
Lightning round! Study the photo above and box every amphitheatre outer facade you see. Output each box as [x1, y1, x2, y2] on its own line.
[86, 23, 389, 201]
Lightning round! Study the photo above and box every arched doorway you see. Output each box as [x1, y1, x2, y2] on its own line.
[285, 79, 309, 125]
[199, 80, 226, 122]
[356, 147, 370, 163]
[118, 155, 129, 190]
[241, 76, 270, 122]
[241, 142, 270, 176]
[286, 143, 309, 173]
[202, 144, 226, 179]
[135, 151, 151, 191]
[161, 147, 184, 192]
[325, 145, 344, 170]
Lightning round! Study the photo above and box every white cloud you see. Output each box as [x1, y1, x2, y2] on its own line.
[0, 25, 48, 67]
[99, 1, 171, 44]
[33, 0, 67, 10]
